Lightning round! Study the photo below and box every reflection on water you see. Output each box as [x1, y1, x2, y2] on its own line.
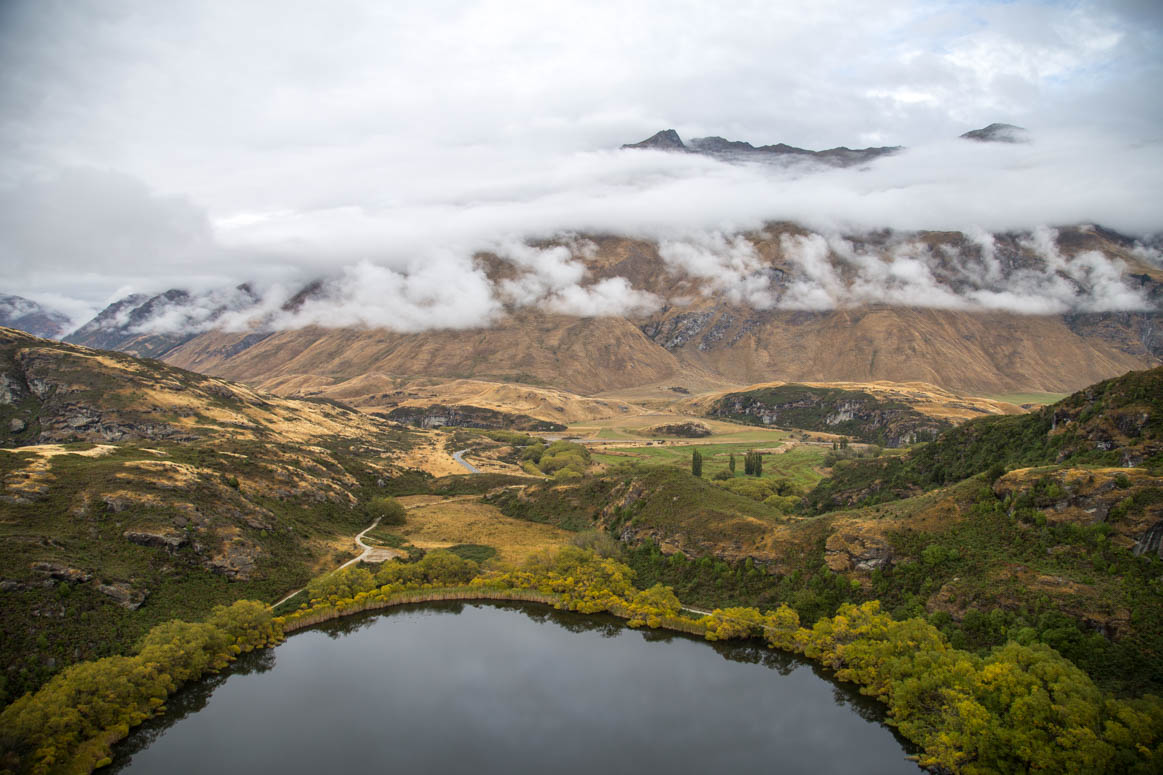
[111, 601, 920, 775]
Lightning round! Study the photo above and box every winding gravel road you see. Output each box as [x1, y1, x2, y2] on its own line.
[452, 448, 480, 473]
[271, 517, 399, 609]
[273, 450, 483, 610]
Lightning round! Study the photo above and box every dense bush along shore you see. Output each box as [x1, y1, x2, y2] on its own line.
[2, 548, 1161, 775]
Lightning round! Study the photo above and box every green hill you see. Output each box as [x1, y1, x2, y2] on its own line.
[0, 328, 425, 704]
[805, 366, 1163, 512]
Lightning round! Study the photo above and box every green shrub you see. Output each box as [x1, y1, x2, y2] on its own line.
[446, 544, 498, 563]
[368, 495, 407, 525]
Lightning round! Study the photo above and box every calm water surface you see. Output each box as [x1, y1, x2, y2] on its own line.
[112, 601, 920, 774]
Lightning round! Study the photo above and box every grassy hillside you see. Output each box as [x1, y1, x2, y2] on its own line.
[486, 467, 788, 553]
[805, 366, 1163, 512]
[0, 328, 432, 705]
[478, 367, 1163, 695]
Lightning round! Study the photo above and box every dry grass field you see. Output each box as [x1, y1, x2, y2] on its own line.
[391, 495, 573, 563]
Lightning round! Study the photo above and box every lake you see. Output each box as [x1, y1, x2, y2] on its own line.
[111, 601, 921, 774]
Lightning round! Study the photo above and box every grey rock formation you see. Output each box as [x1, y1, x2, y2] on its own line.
[622, 129, 900, 167]
[960, 123, 1029, 143]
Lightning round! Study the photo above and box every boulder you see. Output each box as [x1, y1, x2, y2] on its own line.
[825, 525, 894, 572]
[95, 581, 147, 610]
[124, 530, 188, 549]
[30, 562, 93, 583]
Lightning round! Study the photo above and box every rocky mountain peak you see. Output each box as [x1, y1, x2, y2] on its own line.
[622, 129, 899, 167]
[960, 122, 1029, 143]
[0, 295, 72, 340]
[621, 129, 687, 151]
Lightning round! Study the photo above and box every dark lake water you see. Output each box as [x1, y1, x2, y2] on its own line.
[111, 601, 921, 774]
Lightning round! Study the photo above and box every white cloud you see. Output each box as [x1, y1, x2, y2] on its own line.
[0, 0, 1158, 326]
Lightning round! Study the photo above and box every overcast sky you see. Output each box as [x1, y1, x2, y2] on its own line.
[1, 0, 1161, 325]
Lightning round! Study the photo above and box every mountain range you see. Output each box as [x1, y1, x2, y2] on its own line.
[0, 295, 72, 340]
[619, 122, 1026, 166]
[621, 128, 902, 166]
[53, 224, 1162, 413]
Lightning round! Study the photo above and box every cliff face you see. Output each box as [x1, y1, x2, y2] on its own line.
[709, 385, 951, 447]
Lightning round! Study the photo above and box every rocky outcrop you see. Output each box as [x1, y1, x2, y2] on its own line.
[205, 538, 260, 580]
[30, 562, 93, 584]
[710, 385, 949, 446]
[123, 530, 188, 549]
[642, 421, 711, 438]
[622, 129, 901, 167]
[94, 581, 147, 610]
[381, 403, 565, 432]
[994, 467, 1163, 558]
[824, 525, 894, 572]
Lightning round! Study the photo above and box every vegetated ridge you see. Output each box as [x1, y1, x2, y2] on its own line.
[486, 366, 1163, 697]
[0, 327, 433, 704]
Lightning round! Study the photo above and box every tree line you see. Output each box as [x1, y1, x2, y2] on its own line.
[4, 547, 1161, 774]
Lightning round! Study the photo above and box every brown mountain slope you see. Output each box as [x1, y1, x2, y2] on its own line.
[159, 302, 1156, 400]
[71, 225, 1161, 399]
[658, 306, 1154, 395]
[288, 376, 638, 423]
[161, 312, 690, 396]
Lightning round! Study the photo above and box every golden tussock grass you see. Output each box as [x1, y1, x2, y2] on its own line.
[397, 496, 572, 563]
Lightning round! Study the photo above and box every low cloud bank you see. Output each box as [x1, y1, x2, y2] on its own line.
[75, 226, 1157, 339]
[2, 130, 1160, 335]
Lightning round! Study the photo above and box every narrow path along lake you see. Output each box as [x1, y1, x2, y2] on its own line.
[111, 601, 921, 774]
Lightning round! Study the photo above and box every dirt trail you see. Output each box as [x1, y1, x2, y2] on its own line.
[271, 517, 401, 609]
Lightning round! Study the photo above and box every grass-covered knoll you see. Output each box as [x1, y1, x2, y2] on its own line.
[386, 496, 572, 564]
[593, 440, 829, 493]
[485, 466, 791, 564]
[805, 365, 1163, 512]
[566, 411, 791, 443]
[518, 439, 591, 480]
[709, 384, 950, 447]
